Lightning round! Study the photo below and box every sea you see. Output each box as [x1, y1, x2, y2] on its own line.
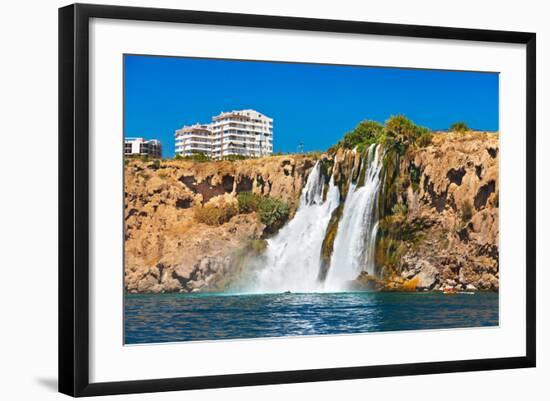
[124, 291, 498, 344]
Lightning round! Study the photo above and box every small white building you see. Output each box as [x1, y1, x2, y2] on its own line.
[124, 137, 162, 158]
[175, 109, 273, 159]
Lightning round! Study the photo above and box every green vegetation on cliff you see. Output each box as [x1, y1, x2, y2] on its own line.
[236, 192, 260, 213]
[450, 121, 469, 133]
[333, 120, 385, 152]
[375, 213, 429, 273]
[311, 115, 438, 283]
[237, 192, 291, 233]
[331, 115, 432, 154]
[194, 202, 238, 226]
[384, 115, 432, 153]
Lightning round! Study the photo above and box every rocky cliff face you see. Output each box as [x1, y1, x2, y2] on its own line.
[124, 155, 316, 293]
[401, 132, 498, 291]
[125, 132, 499, 294]
[356, 131, 499, 291]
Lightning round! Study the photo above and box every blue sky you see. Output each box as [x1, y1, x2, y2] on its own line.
[124, 55, 499, 157]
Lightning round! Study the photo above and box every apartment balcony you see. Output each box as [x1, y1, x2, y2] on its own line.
[184, 140, 212, 145]
[176, 141, 211, 147]
[179, 135, 212, 141]
[222, 138, 257, 145]
[221, 133, 258, 140]
[182, 134, 212, 139]
[185, 146, 212, 152]
[222, 142, 260, 149]
[222, 130, 257, 135]
[223, 148, 260, 154]
[183, 146, 212, 151]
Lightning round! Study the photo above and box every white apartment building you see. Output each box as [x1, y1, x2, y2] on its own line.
[174, 124, 213, 157]
[124, 137, 162, 158]
[175, 109, 273, 159]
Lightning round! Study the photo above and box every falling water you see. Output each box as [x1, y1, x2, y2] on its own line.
[324, 144, 384, 291]
[251, 162, 340, 293]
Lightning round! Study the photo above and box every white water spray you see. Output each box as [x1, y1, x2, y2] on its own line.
[324, 144, 384, 291]
[251, 162, 340, 293]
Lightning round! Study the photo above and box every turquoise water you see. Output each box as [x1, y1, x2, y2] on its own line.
[124, 291, 498, 344]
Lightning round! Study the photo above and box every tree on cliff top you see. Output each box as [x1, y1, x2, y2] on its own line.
[385, 115, 432, 153]
[330, 115, 431, 154]
[334, 120, 385, 152]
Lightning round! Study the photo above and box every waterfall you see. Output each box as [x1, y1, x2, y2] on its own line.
[250, 162, 340, 293]
[324, 144, 384, 291]
[247, 145, 384, 294]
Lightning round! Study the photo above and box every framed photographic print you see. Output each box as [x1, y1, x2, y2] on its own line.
[58, 3, 536, 397]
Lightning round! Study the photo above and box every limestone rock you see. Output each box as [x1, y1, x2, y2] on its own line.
[376, 132, 499, 292]
[124, 154, 318, 293]
[413, 261, 439, 290]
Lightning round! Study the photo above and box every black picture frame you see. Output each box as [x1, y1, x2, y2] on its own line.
[59, 3, 536, 397]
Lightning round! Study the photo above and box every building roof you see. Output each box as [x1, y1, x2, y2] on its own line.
[212, 109, 272, 121]
[125, 137, 161, 144]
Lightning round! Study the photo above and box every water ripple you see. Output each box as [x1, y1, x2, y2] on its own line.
[124, 292, 498, 344]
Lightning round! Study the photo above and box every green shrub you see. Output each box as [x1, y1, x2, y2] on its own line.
[237, 192, 291, 232]
[258, 197, 291, 231]
[194, 202, 238, 226]
[237, 192, 261, 213]
[450, 121, 469, 133]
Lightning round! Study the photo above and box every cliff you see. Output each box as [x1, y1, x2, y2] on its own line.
[355, 131, 499, 291]
[125, 131, 499, 293]
[124, 155, 317, 293]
